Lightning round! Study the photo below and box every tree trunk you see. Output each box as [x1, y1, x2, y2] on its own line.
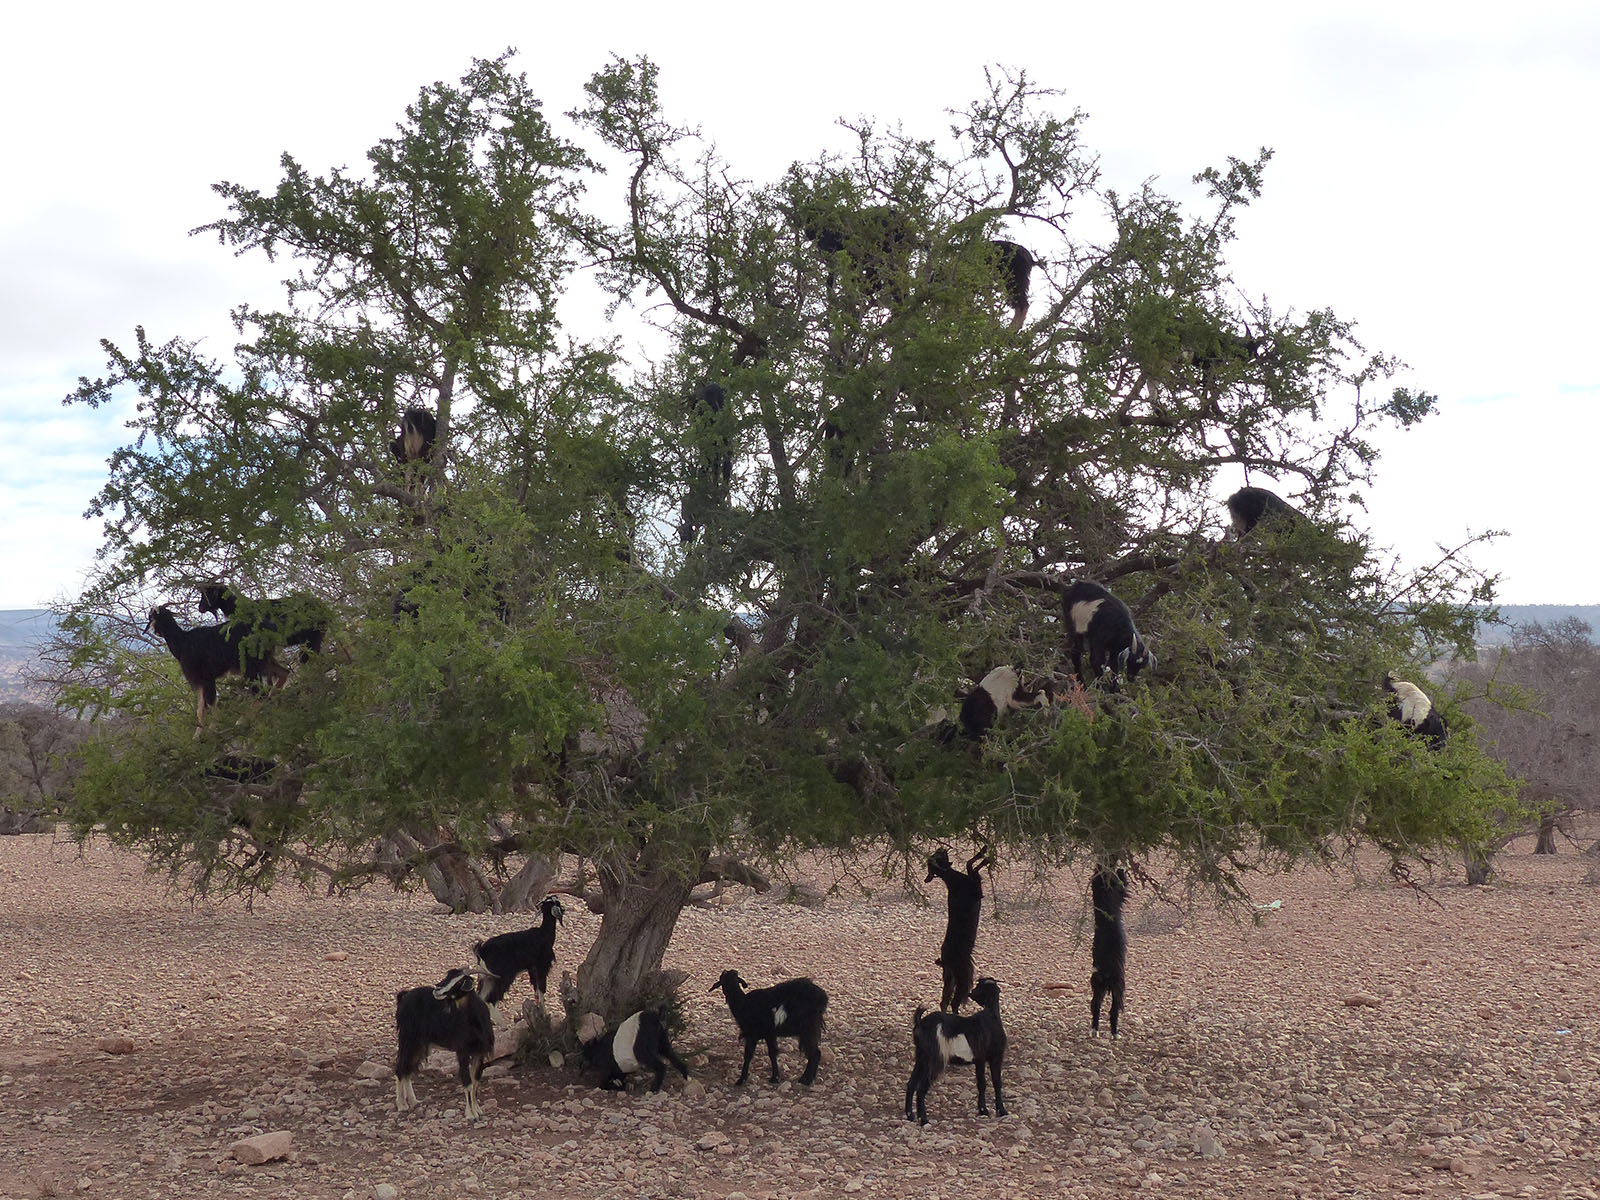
[419, 843, 495, 912]
[496, 854, 558, 913]
[1463, 843, 1494, 886]
[567, 858, 695, 1028]
[1534, 813, 1559, 855]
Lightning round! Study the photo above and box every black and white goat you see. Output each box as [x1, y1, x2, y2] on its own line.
[904, 976, 1007, 1125]
[1062, 579, 1155, 686]
[1089, 864, 1129, 1038]
[391, 407, 438, 464]
[198, 584, 329, 664]
[581, 1009, 690, 1092]
[927, 847, 989, 1012]
[394, 966, 494, 1119]
[1225, 486, 1299, 540]
[709, 969, 829, 1087]
[989, 239, 1036, 331]
[952, 666, 1054, 741]
[1385, 672, 1448, 748]
[146, 605, 286, 734]
[472, 895, 565, 1024]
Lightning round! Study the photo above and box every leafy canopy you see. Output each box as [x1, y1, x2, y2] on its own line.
[57, 54, 1512, 910]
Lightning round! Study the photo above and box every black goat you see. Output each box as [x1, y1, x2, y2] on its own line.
[394, 967, 494, 1119]
[1225, 486, 1299, 540]
[1063, 579, 1155, 686]
[905, 976, 1007, 1125]
[146, 605, 286, 733]
[472, 895, 565, 1022]
[391, 407, 438, 464]
[709, 969, 829, 1087]
[198, 584, 329, 664]
[989, 239, 1036, 330]
[581, 1009, 690, 1092]
[927, 847, 990, 1011]
[793, 203, 914, 297]
[679, 378, 733, 545]
[1385, 673, 1448, 748]
[1089, 865, 1130, 1037]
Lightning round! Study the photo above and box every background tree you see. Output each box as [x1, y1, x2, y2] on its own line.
[1449, 618, 1600, 861]
[0, 703, 88, 833]
[54, 55, 1514, 1028]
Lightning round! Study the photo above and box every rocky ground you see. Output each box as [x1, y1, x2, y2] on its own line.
[1, 829, 1597, 1200]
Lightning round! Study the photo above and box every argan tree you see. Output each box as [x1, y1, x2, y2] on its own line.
[55, 54, 1514, 1025]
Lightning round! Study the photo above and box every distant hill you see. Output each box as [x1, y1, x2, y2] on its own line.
[0, 609, 56, 704]
[1477, 606, 1600, 645]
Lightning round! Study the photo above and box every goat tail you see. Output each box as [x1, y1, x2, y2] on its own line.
[913, 1005, 928, 1029]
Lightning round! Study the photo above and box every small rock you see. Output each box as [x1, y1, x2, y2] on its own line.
[374, 1185, 399, 1200]
[1196, 1129, 1225, 1159]
[323, 951, 349, 962]
[696, 1131, 729, 1150]
[577, 1012, 606, 1044]
[95, 1035, 136, 1055]
[230, 1131, 293, 1165]
[548, 1051, 565, 1070]
[1342, 993, 1382, 1008]
[355, 1061, 390, 1080]
[818, 1045, 837, 1066]
[682, 1078, 706, 1100]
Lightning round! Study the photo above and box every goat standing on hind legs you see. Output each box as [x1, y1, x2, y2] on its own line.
[927, 847, 990, 1011]
[1089, 864, 1129, 1038]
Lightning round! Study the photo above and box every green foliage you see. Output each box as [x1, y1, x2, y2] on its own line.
[53, 53, 1513, 937]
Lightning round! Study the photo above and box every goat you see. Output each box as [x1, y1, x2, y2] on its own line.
[1089, 864, 1129, 1037]
[679, 378, 733, 545]
[905, 976, 1007, 1125]
[198, 584, 329, 664]
[391, 407, 438, 464]
[1225, 486, 1299, 540]
[472, 895, 565, 1023]
[394, 967, 494, 1119]
[1062, 579, 1155, 686]
[792, 203, 914, 298]
[581, 1008, 690, 1092]
[1385, 672, 1448, 748]
[709, 969, 829, 1087]
[927, 847, 990, 1011]
[145, 605, 286, 734]
[953, 665, 1054, 741]
[989, 239, 1036, 331]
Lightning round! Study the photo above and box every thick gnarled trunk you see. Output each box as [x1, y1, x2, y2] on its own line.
[567, 859, 695, 1027]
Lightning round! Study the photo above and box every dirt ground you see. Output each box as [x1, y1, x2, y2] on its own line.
[1, 828, 1597, 1200]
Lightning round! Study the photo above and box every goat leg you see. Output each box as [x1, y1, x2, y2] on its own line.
[976, 1061, 990, 1116]
[991, 1058, 1006, 1117]
[766, 1035, 781, 1085]
[736, 1037, 758, 1085]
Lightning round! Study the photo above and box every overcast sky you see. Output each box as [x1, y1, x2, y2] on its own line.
[2, 1, 1595, 609]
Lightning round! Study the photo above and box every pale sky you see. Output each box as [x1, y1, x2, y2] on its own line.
[2, 1, 1596, 609]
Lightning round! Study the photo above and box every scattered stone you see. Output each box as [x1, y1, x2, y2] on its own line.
[696, 1131, 729, 1151]
[1195, 1129, 1225, 1159]
[230, 1130, 293, 1165]
[683, 1078, 706, 1099]
[1342, 993, 1382, 1008]
[548, 1051, 565, 1070]
[322, 950, 349, 962]
[95, 1035, 135, 1055]
[577, 1012, 606, 1044]
[355, 1061, 391, 1080]
[374, 1185, 399, 1200]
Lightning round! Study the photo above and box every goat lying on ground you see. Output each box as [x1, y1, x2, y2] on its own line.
[473, 895, 565, 1024]
[905, 976, 1007, 1125]
[1090, 865, 1129, 1037]
[146, 605, 286, 734]
[710, 969, 829, 1087]
[581, 1009, 690, 1092]
[927, 847, 990, 1011]
[394, 967, 494, 1119]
